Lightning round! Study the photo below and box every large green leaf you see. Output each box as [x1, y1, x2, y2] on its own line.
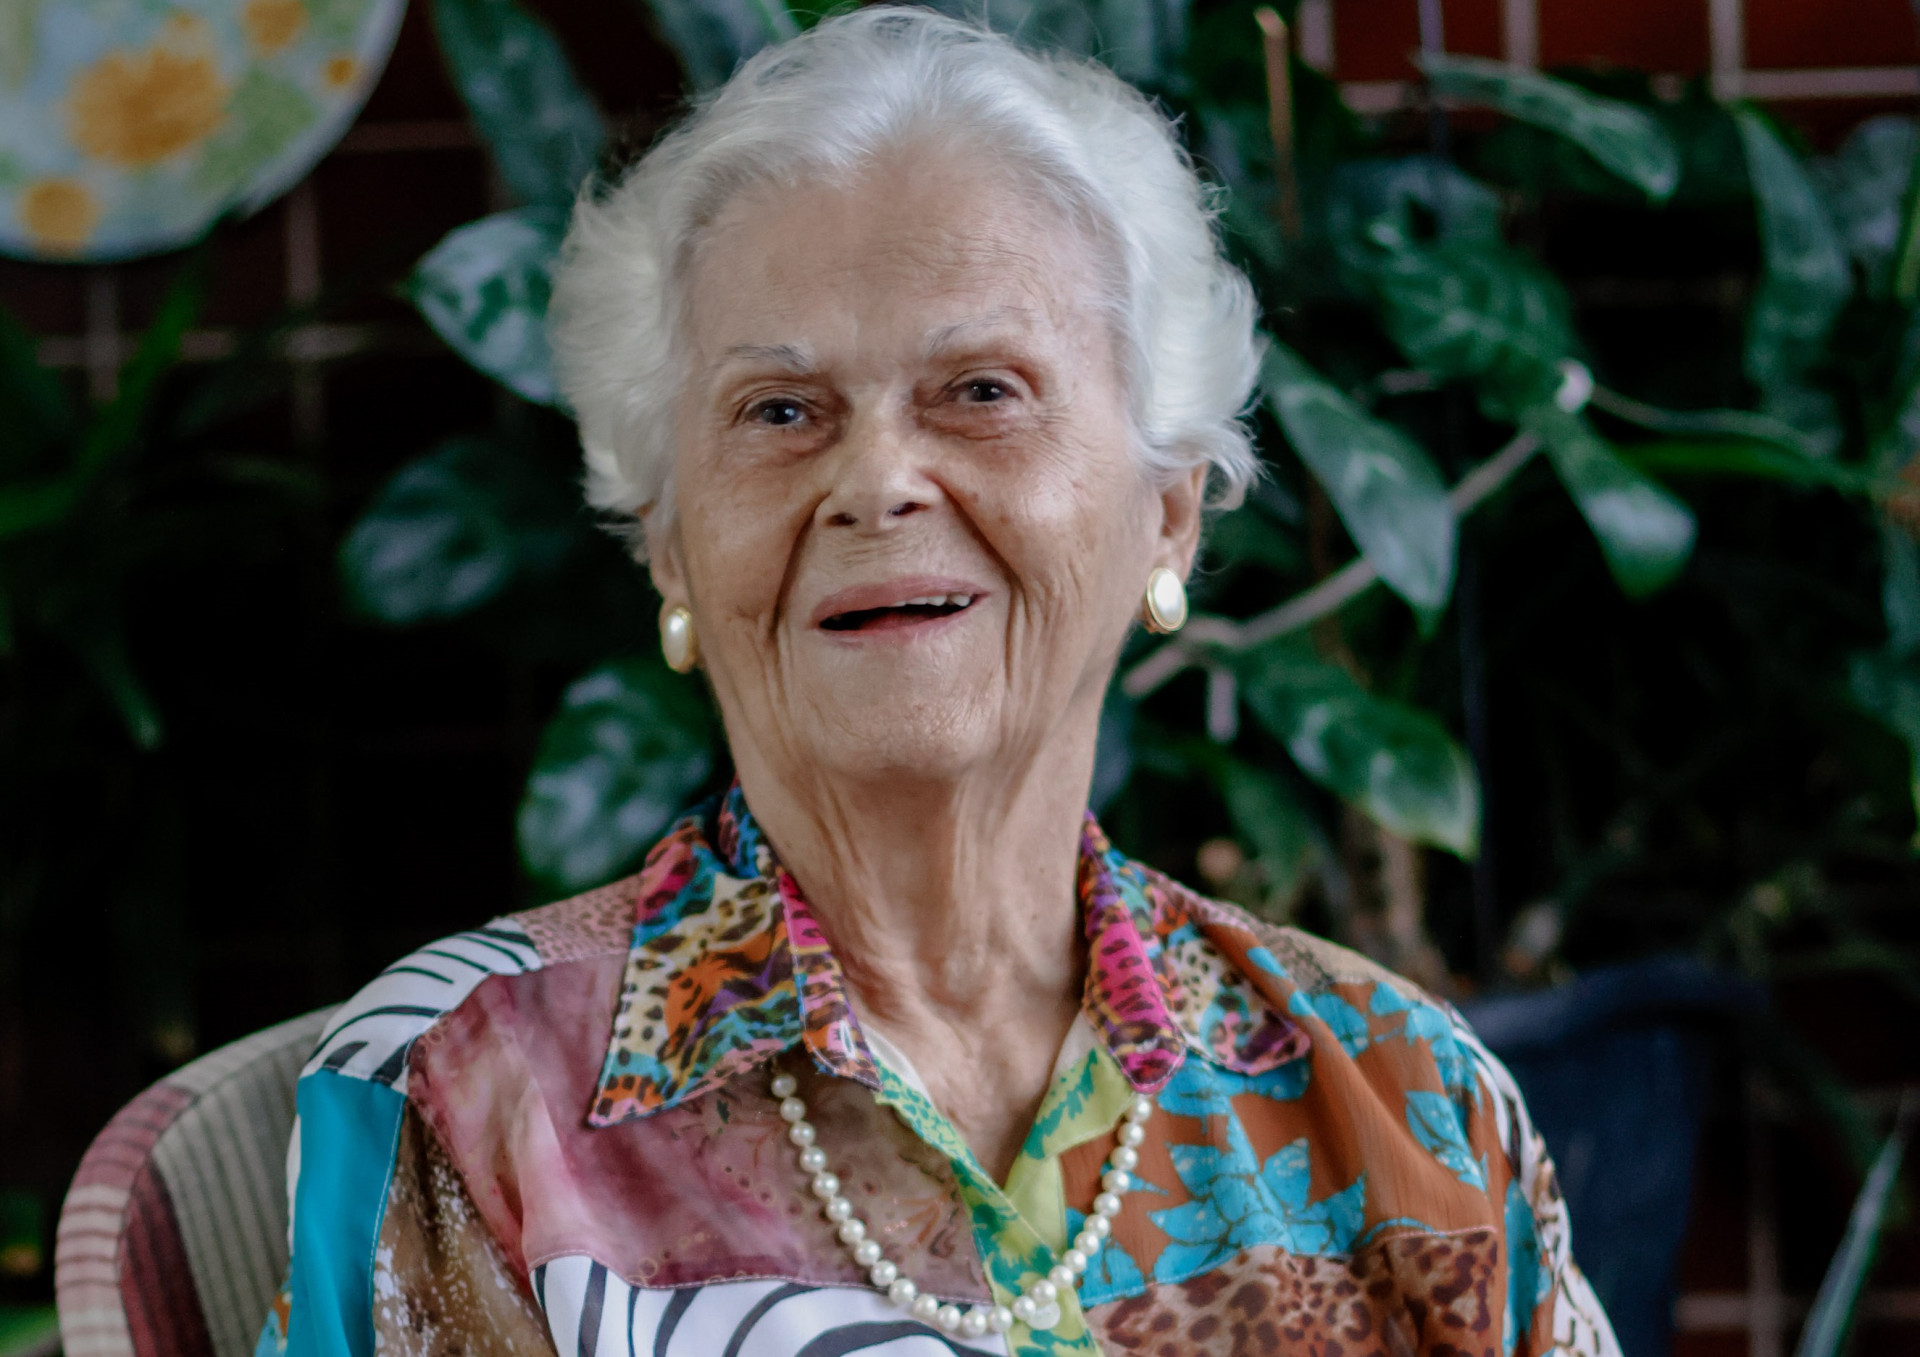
[1810, 116, 1917, 298]
[1326, 155, 1503, 276]
[1419, 54, 1680, 201]
[1236, 639, 1480, 857]
[1469, 77, 1734, 205]
[518, 658, 715, 894]
[1793, 1099, 1917, 1357]
[1529, 406, 1696, 596]
[339, 436, 578, 624]
[1357, 226, 1576, 419]
[406, 208, 566, 406]
[432, 0, 605, 207]
[638, 0, 797, 90]
[1259, 341, 1456, 618]
[1736, 108, 1850, 454]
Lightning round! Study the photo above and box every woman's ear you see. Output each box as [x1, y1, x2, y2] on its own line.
[1156, 464, 1209, 576]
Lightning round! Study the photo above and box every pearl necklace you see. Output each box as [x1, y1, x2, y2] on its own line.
[770, 1069, 1152, 1339]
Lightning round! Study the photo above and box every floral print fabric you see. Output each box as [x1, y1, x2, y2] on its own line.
[260, 786, 1619, 1357]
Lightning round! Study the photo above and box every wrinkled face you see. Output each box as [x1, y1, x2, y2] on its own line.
[649, 148, 1204, 790]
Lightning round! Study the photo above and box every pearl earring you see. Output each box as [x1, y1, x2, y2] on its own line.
[1141, 567, 1187, 634]
[661, 606, 699, 673]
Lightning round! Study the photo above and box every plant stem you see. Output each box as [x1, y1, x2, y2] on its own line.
[1122, 430, 1541, 697]
[1588, 384, 1814, 452]
[1253, 8, 1303, 241]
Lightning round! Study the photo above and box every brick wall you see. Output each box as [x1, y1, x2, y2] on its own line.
[1311, 0, 1920, 125]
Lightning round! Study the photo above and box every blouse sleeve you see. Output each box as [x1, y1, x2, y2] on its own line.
[1455, 1009, 1623, 1357]
[254, 1075, 553, 1357]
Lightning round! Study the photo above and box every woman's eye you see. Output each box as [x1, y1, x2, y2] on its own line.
[959, 379, 1010, 404]
[750, 399, 806, 426]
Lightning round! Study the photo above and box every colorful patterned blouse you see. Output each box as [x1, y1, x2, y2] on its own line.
[256, 786, 1618, 1357]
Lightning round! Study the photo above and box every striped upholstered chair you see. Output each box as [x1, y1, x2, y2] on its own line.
[54, 1007, 336, 1357]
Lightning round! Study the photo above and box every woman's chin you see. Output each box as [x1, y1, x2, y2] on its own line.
[792, 678, 1003, 784]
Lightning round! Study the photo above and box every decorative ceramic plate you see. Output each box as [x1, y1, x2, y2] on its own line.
[0, 0, 404, 261]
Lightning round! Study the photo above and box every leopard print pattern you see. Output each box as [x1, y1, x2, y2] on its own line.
[588, 854, 797, 1125]
[512, 875, 648, 966]
[1090, 1232, 1503, 1357]
[782, 873, 881, 1089]
[1079, 817, 1188, 1090]
[1132, 863, 1313, 1074]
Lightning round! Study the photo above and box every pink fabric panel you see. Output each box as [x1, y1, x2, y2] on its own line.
[408, 960, 989, 1301]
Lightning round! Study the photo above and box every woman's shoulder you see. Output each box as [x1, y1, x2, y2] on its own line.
[299, 916, 545, 1092]
[1139, 866, 1498, 1102]
[301, 873, 647, 1093]
[1140, 863, 1447, 1019]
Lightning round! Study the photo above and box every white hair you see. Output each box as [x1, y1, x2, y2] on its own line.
[548, 5, 1262, 554]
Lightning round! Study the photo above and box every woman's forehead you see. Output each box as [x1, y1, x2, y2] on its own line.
[684, 172, 1104, 369]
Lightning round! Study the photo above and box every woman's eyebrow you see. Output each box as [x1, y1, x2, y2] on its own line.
[723, 341, 814, 370]
[922, 310, 1034, 358]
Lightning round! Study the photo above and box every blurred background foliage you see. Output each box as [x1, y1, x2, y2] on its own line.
[5, 0, 1920, 1344]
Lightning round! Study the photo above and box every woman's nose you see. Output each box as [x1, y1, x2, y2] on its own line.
[815, 410, 938, 530]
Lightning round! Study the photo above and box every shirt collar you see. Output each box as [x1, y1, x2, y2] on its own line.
[586, 784, 1308, 1128]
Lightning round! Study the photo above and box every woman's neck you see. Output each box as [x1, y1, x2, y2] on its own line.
[734, 739, 1095, 1181]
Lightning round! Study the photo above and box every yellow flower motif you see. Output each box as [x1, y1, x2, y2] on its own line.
[242, 0, 308, 58]
[69, 40, 227, 167]
[323, 54, 358, 90]
[18, 178, 99, 253]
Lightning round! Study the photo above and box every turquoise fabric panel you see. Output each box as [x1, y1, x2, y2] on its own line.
[286, 1071, 407, 1357]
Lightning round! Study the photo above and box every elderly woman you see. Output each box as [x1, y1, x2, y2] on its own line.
[260, 11, 1617, 1356]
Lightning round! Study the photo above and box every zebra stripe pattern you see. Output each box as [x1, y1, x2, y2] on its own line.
[534, 1256, 1009, 1357]
[301, 923, 540, 1092]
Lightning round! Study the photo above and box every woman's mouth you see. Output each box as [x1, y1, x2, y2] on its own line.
[813, 581, 985, 634]
[821, 592, 976, 631]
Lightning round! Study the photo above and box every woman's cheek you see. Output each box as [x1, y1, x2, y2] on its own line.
[995, 463, 1134, 599]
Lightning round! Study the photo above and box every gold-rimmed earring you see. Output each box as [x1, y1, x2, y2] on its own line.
[1142, 567, 1187, 634]
[661, 605, 699, 673]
